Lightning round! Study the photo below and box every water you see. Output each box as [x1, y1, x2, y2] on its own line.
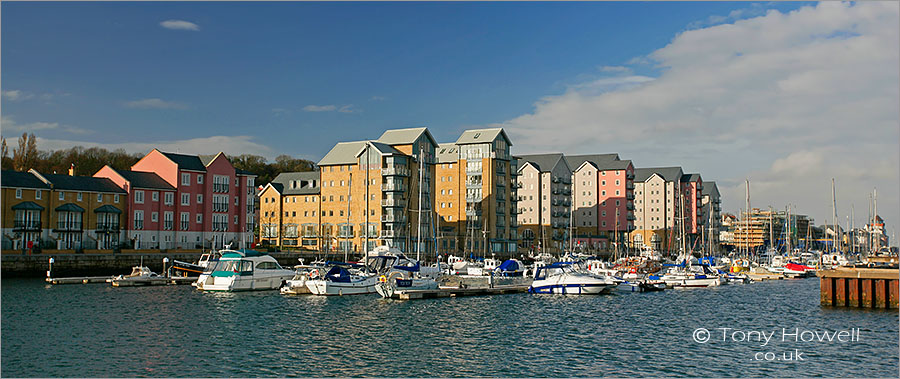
[2, 278, 897, 377]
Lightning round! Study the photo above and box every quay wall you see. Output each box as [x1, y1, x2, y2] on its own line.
[1, 250, 350, 278]
[818, 268, 899, 309]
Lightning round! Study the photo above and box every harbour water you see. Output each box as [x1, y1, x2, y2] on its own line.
[2, 278, 897, 377]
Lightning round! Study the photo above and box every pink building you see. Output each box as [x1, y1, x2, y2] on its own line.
[95, 149, 257, 250]
[567, 154, 635, 251]
[681, 173, 703, 247]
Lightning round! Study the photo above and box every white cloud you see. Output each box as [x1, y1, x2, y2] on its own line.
[1, 116, 91, 135]
[496, 2, 899, 229]
[597, 66, 632, 73]
[370, 96, 388, 101]
[2, 90, 29, 101]
[337, 105, 359, 114]
[160, 20, 200, 31]
[124, 98, 189, 110]
[302, 105, 337, 112]
[34, 135, 277, 161]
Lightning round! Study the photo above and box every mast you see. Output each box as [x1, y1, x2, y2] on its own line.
[745, 179, 750, 259]
[345, 172, 351, 262]
[831, 178, 837, 253]
[873, 188, 879, 253]
[416, 146, 424, 261]
[364, 143, 369, 257]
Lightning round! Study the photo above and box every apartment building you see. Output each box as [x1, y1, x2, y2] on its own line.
[516, 154, 572, 254]
[566, 154, 635, 251]
[435, 128, 518, 256]
[700, 181, 722, 250]
[630, 167, 683, 252]
[96, 149, 257, 250]
[258, 171, 321, 248]
[1, 169, 127, 251]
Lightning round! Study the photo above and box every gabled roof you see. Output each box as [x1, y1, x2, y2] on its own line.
[198, 154, 221, 167]
[94, 204, 122, 214]
[517, 153, 569, 173]
[705, 181, 720, 198]
[436, 143, 459, 164]
[36, 171, 127, 194]
[235, 168, 256, 176]
[681, 173, 702, 183]
[601, 159, 632, 170]
[565, 154, 619, 171]
[159, 150, 207, 172]
[633, 167, 684, 182]
[112, 169, 176, 191]
[1, 170, 50, 189]
[455, 128, 512, 146]
[377, 127, 438, 148]
[318, 141, 403, 166]
[271, 171, 321, 195]
[11, 201, 44, 211]
[55, 203, 85, 212]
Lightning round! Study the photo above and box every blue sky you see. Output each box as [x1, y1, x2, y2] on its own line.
[3, 2, 898, 232]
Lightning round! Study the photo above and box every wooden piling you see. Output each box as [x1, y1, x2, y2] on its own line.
[818, 268, 899, 309]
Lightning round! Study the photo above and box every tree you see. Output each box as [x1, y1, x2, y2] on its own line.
[0, 137, 10, 170]
[12, 133, 38, 171]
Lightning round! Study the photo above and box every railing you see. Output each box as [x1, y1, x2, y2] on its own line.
[466, 208, 481, 216]
[56, 221, 82, 231]
[382, 198, 408, 208]
[380, 230, 406, 238]
[302, 231, 318, 238]
[381, 214, 407, 223]
[552, 176, 560, 183]
[563, 189, 571, 195]
[551, 199, 559, 206]
[212, 222, 228, 231]
[561, 177, 571, 185]
[382, 183, 406, 192]
[513, 182, 522, 189]
[181, 221, 190, 231]
[626, 172, 635, 180]
[627, 203, 635, 210]
[213, 203, 229, 212]
[382, 167, 410, 176]
[213, 183, 230, 193]
[626, 182, 634, 190]
[95, 223, 120, 232]
[510, 194, 517, 202]
[13, 220, 41, 230]
[551, 189, 560, 195]
[465, 195, 483, 203]
[626, 193, 635, 200]
[466, 181, 483, 189]
[163, 221, 173, 230]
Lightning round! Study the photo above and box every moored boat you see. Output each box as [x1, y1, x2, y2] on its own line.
[528, 262, 619, 295]
[195, 249, 295, 292]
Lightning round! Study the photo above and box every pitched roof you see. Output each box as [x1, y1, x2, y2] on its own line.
[159, 151, 207, 172]
[270, 171, 321, 195]
[55, 203, 85, 212]
[11, 201, 44, 211]
[317, 141, 403, 166]
[94, 204, 122, 214]
[633, 167, 684, 182]
[517, 153, 569, 173]
[565, 154, 619, 171]
[377, 127, 438, 147]
[601, 159, 632, 170]
[235, 168, 256, 176]
[681, 173, 702, 182]
[1, 170, 50, 189]
[705, 181, 720, 197]
[37, 172, 127, 194]
[198, 154, 219, 167]
[455, 128, 511, 146]
[114, 169, 175, 191]
[436, 143, 459, 163]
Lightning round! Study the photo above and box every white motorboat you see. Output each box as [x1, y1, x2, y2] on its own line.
[279, 264, 326, 295]
[108, 266, 162, 286]
[305, 262, 378, 296]
[528, 262, 619, 295]
[659, 264, 725, 288]
[195, 249, 295, 292]
[370, 246, 439, 298]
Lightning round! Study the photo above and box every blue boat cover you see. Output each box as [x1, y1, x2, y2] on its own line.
[324, 266, 352, 283]
[497, 259, 520, 272]
[392, 262, 420, 272]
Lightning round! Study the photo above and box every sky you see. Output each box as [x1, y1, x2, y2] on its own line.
[2, 1, 898, 236]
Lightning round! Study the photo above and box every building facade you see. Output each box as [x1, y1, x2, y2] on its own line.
[630, 167, 683, 253]
[516, 154, 572, 254]
[566, 154, 635, 252]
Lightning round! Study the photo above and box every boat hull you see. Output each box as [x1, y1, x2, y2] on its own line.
[529, 283, 615, 295]
[197, 272, 294, 292]
[306, 277, 378, 296]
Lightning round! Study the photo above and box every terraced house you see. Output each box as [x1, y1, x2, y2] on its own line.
[516, 154, 573, 254]
[95, 149, 257, 250]
[260, 127, 437, 256]
[1, 169, 126, 252]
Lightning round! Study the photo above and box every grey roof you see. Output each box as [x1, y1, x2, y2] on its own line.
[115, 169, 176, 191]
[436, 143, 459, 164]
[55, 203, 86, 212]
[565, 154, 619, 171]
[159, 151, 207, 172]
[455, 128, 512, 146]
[1, 170, 50, 189]
[633, 167, 684, 182]
[317, 141, 403, 166]
[37, 172, 127, 194]
[94, 204, 123, 214]
[601, 159, 632, 170]
[271, 171, 321, 195]
[198, 154, 219, 167]
[11, 201, 44, 211]
[235, 168, 256, 176]
[705, 181, 720, 197]
[377, 127, 438, 148]
[517, 153, 569, 173]
[682, 173, 702, 182]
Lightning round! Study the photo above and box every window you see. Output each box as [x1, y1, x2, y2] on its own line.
[15, 189, 21, 199]
[152, 192, 159, 202]
[114, 194, 119, 203]
[59, 192, 65, 201]
[196, 194, 203, 204]
[197, 214, 202, 224]
[134, 211, 144, 230]
[97, 193, 103, 202]
[234, 215, 239, 225]
[180, 212, 189, 230]
[182, 173, 191, 186]
[234, 196, 239, 206]
[449, 189, 453, 195]
[135, 190, 144, 204]
[182, 193, 190, 206]
[164, 192, 173, 205]
[77, 192, 83, 201]
[616, 180, 621, 186]
[198, 174, 204, 184]
[151, 212, 158, 222]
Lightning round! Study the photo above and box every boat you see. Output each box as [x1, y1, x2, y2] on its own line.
[173, 251, 221, 277]
[659, 263, 725, 288]
[371, 246, 439, 298]
[195, 249, 295, 292]
[494, 259, 526, 277]
[108, 266, 162, 286]
[279, 264, 326, 295]
[306, 262, 378, 296]
[528, 262, 619, 295]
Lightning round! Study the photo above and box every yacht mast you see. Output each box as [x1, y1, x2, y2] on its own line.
[745, 179, 750, 259]
[345, 172, 352, 262]
[364, 144, 369, 258]
[831, 178, 837, 253]
[874, 188, 879, 253]
[416, 146, 424, 262]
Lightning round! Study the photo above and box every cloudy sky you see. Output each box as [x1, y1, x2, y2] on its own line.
[2, 2, 897, 234]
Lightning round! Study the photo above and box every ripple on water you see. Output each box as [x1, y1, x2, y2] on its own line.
[2, 278, 897, 377]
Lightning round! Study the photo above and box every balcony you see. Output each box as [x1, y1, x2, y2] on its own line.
[510, 194, 518, 202]
[627, 214, 636, 221]
[513, 182, 523, 189]
[626, 193, 635, 200]
[465, 194, 483, 203]
[382, 167, 410, 176]
[95, 223, 120, 232]
[163, 221, 174, 231]
[380, 230, 405, 238]
[552, 176, 560, 183]
[551, 189, 560, 195]
[466, 208, 482, 217]
[626, 182, 634, 190]
[382, 183, 407, 192]
[561, 177, 571, 185]
[382, 198, 408, 208]
[13, 219, 41, 231]
[466, 181, 483, 189]
[381, 214, 407, 223]
[213, 184, 230, 193]
[54, 221, 82, 232]
[563, 189, 571, 196]
[627, 203, 635, 210]
[626, 172, 635, 180]
[212, 222, 229, 231]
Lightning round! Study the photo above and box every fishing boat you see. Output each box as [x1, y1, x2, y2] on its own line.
[528, 262, 619, 295]
[195, 249, 295, 292]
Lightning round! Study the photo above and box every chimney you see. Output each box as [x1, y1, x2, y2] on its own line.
[68, 163, 75, 176]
